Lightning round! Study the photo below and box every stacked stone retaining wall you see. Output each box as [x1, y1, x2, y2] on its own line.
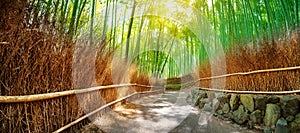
[191, 89, 300, 133]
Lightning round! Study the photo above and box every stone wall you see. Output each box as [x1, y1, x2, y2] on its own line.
[191, 89, 300, 133]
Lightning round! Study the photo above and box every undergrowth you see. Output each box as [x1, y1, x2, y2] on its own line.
[198, 30, 300, 91]
[0, 0, 152, 132]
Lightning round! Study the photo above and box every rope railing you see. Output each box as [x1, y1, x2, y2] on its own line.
[0, 83, 164, 103]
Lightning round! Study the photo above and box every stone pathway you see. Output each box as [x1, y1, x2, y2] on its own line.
[80, 91, 262, 133]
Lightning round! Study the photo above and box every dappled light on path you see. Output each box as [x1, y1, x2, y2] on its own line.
[84, 91, 260, 133]
[93, 92, 192, 133]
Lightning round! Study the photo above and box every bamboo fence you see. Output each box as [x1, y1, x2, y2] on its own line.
[1, 66, 300, 132]
[1, 66, 300, 104]
[181, 66, 300, 94]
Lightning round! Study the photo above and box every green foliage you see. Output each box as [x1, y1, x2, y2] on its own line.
[29, 0, 97, 41]
[166, 84, 181, 90]
[29, 0, 299, 78]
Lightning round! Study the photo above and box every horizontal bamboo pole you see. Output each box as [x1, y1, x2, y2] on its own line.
[0, 84, 133, 103]
[178, 66, 300, 94]
[139, 90, 163, 94]
[53, 92, 138, 133]
[197, 87, 300, 95]
[1, 66, 300, 103]
[197, 65, 300, 81]
[0, 84, 163, 103]
[136, 84, 152, 88]
[53, 90, 163, 133]
[0, 42, 10, 45]
[181, 66, 300, 86]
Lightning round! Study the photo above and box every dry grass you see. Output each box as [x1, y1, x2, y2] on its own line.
[0, 22, 85, 132]
[0, 2, 92, 132]
[198, 30, 300, 91]
[130, 65, 152, 92]
[0, 1, 152, 132]
[0, 35, 151, 132]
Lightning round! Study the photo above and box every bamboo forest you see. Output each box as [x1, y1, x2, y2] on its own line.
[0, 0, 299, 132]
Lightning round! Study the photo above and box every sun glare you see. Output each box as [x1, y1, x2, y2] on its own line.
[161, 0, 194, 22]
[207, 0, 213, 8]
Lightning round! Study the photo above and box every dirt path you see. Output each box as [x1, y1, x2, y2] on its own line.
[80, 91, 261, 133]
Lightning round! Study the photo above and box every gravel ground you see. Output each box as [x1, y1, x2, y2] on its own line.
[79, 90, 262, 133]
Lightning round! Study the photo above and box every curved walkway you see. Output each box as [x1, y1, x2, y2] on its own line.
[81, 91, 260, 133]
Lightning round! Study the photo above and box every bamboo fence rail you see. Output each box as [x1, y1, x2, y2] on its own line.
[0, 84, 161, 103]
[1, 66, 300, 103]
[196, 66, 300, 81]
[180, 66, 300, 94]
[0, 66, 300, 103]
[1, 66, 300, 132]
[196, 87, 300, 95]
